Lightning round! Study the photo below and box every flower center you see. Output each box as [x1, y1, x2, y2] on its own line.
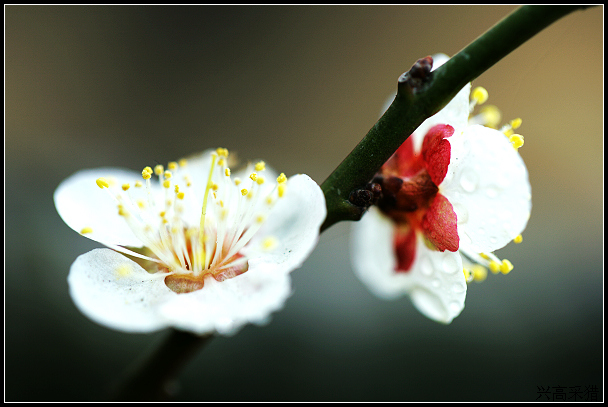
[96, 148, 288, 294]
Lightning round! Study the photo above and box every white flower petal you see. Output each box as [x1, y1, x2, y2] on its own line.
[243, 174, 327, 276]
[68, 248, 173, 332]
[441, 125, 531, 253]
[54, 168, 156, 247]
[406, 236, 465, 324]
[351, 207, 404, 298]
[352, 207, 466, 324]
[158, 269, 292, 336]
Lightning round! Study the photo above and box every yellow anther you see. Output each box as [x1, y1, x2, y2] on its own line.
[159, 211, 166, 217]
[225, 168, 231, 177]
[134, 181, 143, 188]
[277, 173, 287, 183]
[472, 265, 488, 282]
[241, 188, 248, 196]
[143, 166, 153, 175]
[80, 227, 93, 234]
[164, 170, 172, 179]
[218, 158, 225, 167]
[216, 147, 229, 157]
[262, 236, 277, 251]
[142, 170, 151, 180]
[154, 165, 164, 175]
[234, 178, 241, 186]
[177, 192, 185, 200]
[503, 128, 514, 137]
[489, 260, 500, 274]
[266, 196, 273, 205]
[247, 189, 254, 199]
[163, 179, 171, 189]
[472, 86, 489, 105]
[178, 158, 188, 168]
[118, 206, 129, 217]
[479, 253, 490, 260]
[278, 183, 286, 198]
[250, 173, 257, 181]
[255, 161, 266, 171]
[211, 183, 219, 191]
[174, 184, 180, 193]
[96, 178, 110, 189]
[509, 134, 524, 149]
[116, 264, 132, 278]
[513, 234, 523, 244]
[122, 183, 130, 191]
[168, 161, 178, 170]
[480, 105, 502, 128]
[256, 176, 265, 185]
[500, 259, 514, 274]
[510, 118, 522, 129]
[137, 200, 146, 208]
[256, 215, 265, 223]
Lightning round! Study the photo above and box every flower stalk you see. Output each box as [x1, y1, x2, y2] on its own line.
[320, 5, 590, 232]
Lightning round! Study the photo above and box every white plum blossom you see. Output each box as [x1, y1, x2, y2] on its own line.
[55, 148, 326, 335]
[351, 54, 531, 324]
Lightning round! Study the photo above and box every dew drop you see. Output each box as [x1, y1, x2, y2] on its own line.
[486, 187, 498, 198]
[452, 282, 466, 293]
[459, 169, 479, 192]
[449, 301, 461, 313]
[420, 257, 433, 276]
[453, 203, 469, 224]
[441, 255, 459, 274]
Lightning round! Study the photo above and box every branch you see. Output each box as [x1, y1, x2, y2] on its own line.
[320, 5, 591, 232]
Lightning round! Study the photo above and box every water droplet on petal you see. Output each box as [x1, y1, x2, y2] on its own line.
[419, 257, 433, 276]
[442, 255, 459, 274]
[460, 169, 478, 192]
[452, 282, 466, 293]
[453, 203, 468, 224]
[449, 301, 461, 313]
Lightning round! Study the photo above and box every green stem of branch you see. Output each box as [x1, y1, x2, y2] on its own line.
[320, 5, 590, 232]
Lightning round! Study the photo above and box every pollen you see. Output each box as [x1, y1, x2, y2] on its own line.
[178, 158, 188, 167]
[513, 234, 523, 244]
[509, 134, 524, 149]
[255, 161, 266, 171]
[154, 165, 164, 175]
[216, 147, 229, 157]
[96, 178, 110, 189]
[163, 179, 171, 189]
[278, 183, 286, 198]
[277, 173, 287, 183]
[135, 181, 143, 188]
[471, 264, 488, 282]
[80, 227, 93, 234]
[262, 236, 277, 251]
[142, 169, 152, 180]
[122, 183, 130, 191]
[489, 260, 500, 274]
[241, 188, 248, 196]
[510, 118, 522, 129]
[225, 168, 231, 177]
[168, 161, 178, 170]
[116, 263, 132, 278]
[256, 177, 265, 185]
[250, 173, 257, 182]
[500, 259, 513, 274]
[472, 86, 489, 105]
[479, 105, 501, 128]
[164, 170, 172, 179]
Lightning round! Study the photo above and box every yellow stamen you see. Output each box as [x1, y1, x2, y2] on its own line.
[241, 188, 248, 196]
[168, 161, 178, 170]
[472, 86, 489, 105]
[250, 173, 257, 182]
[163, 179, 171, 189]
[262, 236, 277, 251]
[164, 170, 172, 179]
[509, 134, 524, 149]
[216, 147, 229, 157]
[154, 165, 164, 175]
[80, 227, 93, 234]
[500, 259, 514, 274]
[142, 170, 151, 180]
[255, 161, 266, 171]
[510, 118, 522, 129]
[256, 177, 265, 185]
[472, 265, 488, 282]
[278, 183, 286, 198]
[122, 183, 130, 191]
[489, 261, 500, 274]
[513, 234, 523, 244]
[96, 178, 110, 189]
[225, 168, 231, 177]
[199, 153, 218, 267]
[480, 105, 501, 128]
[177, 192, 185, 200]
[134, 181, 143, 188]
[277, 173, 287, 183]
[178, 158, 187, 168]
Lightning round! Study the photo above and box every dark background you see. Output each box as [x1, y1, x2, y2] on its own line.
[5, 5, 603, 401]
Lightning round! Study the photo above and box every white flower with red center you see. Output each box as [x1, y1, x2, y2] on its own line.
[54, 148, 326, 335]
[351, 55, 531, 324]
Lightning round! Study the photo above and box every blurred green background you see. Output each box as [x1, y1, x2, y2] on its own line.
[5, 5, 603, 401]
